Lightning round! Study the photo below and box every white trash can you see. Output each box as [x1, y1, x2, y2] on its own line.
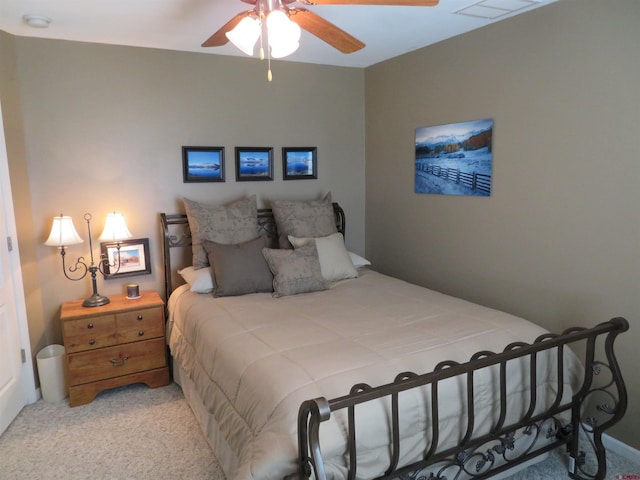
[36, 344, 68, 402]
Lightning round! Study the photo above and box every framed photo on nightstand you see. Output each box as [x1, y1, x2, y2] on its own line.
[101, 238, 151, 279]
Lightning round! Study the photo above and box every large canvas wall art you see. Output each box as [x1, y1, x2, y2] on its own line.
[415, 118, 493, 196]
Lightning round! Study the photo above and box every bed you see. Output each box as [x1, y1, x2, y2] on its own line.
[161, 195, 628, 480]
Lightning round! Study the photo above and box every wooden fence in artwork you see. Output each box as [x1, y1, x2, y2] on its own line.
[416, 163, 492, 194]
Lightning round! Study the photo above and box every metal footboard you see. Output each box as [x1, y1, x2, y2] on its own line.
[298, 317, 629, 480]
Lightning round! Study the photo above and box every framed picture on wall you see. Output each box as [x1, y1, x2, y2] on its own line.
[235, 147, 274, 181]
[415, 118, 493, 196]
[282, 147, 317, 180]
[101, 238, 152, 279]
[182, 146, 225, 183]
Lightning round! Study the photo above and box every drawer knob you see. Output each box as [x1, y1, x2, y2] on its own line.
[87, 323, 94, 329]
[110, 356, 129, 366]
[137, 315, 143, 321]
[88, 339, 95, 346]
[138, 330, 144, 337]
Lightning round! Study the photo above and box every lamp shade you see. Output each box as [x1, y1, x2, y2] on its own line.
[270, 40, 300, 59]
[267, 10, 301, 59]
[44, 215, 84, 247]
[226, 16, 261, 56]
[99, 212, 132, 242]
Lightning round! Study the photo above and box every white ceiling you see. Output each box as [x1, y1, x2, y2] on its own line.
[0, 0, 557, 68]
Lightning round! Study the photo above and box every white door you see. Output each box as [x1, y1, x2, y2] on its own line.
[0, 99, 36, 436]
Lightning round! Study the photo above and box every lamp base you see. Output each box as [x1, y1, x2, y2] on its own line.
[82, 293, 110, 308]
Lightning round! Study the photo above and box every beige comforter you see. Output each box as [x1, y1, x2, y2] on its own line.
[168, 269, 581, 480]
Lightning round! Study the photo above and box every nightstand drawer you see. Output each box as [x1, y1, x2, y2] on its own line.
[67, 337, 167, 386]
[116, 306, 164, 343]
[63, 314, 117, 353]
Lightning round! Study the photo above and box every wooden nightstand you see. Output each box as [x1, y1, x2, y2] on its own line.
[61, 290, 170, 407]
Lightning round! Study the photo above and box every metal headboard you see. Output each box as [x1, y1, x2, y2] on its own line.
[160, 203, 346, 302]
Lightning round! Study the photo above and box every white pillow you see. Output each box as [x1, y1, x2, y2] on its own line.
[348, 251, 371, 268]
[288, 232, 358, 282]
[178, 266, 214, 293]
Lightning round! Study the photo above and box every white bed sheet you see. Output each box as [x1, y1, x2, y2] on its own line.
[168, 269, 582, 480]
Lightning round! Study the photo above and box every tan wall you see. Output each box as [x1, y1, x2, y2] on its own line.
[2, 37, 365, 367]
[365, 0, 639, 447]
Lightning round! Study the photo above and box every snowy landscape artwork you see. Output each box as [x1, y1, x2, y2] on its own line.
[415, 118, 493, 196]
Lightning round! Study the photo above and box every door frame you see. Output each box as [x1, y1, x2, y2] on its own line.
[0, 99, 37, 420]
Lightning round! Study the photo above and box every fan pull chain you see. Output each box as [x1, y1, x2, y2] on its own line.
[258, 16, 271, 81]
[265, 26, 272, 81]
[259, 19, 265, 60]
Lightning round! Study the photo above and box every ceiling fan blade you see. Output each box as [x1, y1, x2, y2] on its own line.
[288, 9, 365, 54]
[303, 0, 438, 5]
[202, 11, 251, 47]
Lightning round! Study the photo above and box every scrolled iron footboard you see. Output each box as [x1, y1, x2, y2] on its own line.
[298, 318, 629, 480]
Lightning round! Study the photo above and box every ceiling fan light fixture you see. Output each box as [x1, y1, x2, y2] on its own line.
[225, 16, 261, 56]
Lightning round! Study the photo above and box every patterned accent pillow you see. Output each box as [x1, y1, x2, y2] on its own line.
[203, 236, 273, 297]
[262, 243, 329, 297]
[184, 196, 258, 269]
[271, 192, 337, 249]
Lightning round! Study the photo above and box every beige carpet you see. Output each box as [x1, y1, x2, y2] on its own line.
[0, 382, 637, 479]
[0, 383, 222, 479]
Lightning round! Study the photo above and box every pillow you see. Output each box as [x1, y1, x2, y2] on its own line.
[271, 192, 337, 249]
[183, 196, 258, 269]
[288, 233, 357, 282]
[178, 266, 214, 293]
[262, 243, 329, 297]
[349, 251, 371, 268]
[203, 237, 273, 297]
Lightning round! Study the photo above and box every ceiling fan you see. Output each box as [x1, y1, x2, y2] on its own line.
[201, 0, 440, 56]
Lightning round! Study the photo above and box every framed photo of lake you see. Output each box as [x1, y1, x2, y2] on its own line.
[235, 147, 274, 181]
[415, 118, 493, 196]
[283, 147, 317, 180]
[182, 146, 225, 183]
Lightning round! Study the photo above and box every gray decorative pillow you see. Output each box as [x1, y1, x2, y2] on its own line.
[203, 237, 273, 297]
[271, 192, 337, 249]
[184, 196, 258, 269]
[262, 243, 329, 297]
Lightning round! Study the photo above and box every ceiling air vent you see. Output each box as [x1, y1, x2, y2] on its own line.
[455, 0, 539, 19]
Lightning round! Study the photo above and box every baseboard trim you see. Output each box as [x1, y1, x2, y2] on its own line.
[603, 433, 640, 463]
